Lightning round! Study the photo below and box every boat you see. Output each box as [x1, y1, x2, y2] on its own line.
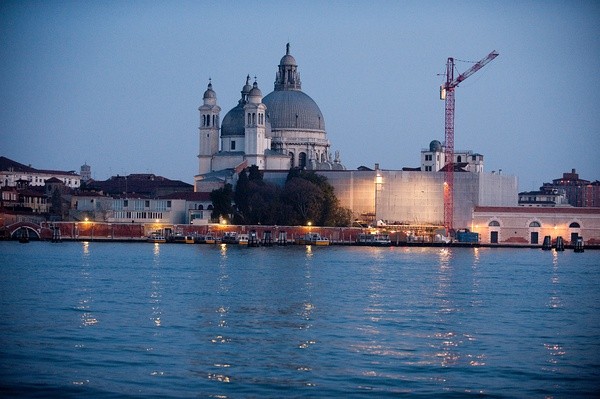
[356, 233, 392, 246]
[184, 235, 195, 244]
[147, 232, 166, 243]
[297, 233, 330, 246]
[222, 232, 238, 244]
[203, 234, 216, 244]
[237, 233, 249, 245]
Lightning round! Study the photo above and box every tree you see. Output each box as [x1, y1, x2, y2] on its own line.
[210, 184, 234, 222]
[248, 164, 263, 183]
[233, 169, 250, 224]
[281, 177, 324, 225]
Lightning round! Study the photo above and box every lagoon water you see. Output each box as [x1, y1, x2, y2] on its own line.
[0, 241, 599, 398]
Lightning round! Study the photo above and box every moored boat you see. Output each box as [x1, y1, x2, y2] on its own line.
[222, 232, 238, 244]
[356, 233, 392, 246]
[297, 233, 330, 246]
[147, 232, 166, 243]
[237, 233, 249, 245]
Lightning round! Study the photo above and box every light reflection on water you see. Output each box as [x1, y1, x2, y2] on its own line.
[0, 243, 598, 398]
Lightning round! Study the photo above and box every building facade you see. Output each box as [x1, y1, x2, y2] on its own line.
[472, 206, 600, 245]
[1, 156, 80, 189]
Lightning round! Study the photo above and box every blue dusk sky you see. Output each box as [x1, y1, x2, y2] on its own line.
[1, 1, 598, 190]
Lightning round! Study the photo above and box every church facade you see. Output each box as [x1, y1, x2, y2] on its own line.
[195, 44, 344, 191]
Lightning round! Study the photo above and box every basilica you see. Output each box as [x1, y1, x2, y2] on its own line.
[195, 44, 344, 191]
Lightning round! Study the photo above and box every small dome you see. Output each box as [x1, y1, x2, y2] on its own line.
[203, 82, 216, 99]
[280, 54, 297, 66]
[242, 75, 252, 94]
[430, 140, 443, 152]
[280, 42, 297, 66]
[248, 81, 262, 98]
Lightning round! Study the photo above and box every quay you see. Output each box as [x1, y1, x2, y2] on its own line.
[1, 220, 597, 249]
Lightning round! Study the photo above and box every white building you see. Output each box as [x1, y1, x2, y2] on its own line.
[1, 156, 80, 189]
[421, 140, 484, 173]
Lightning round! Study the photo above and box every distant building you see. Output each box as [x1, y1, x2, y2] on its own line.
[421, 140, 484, 173]
[80, 163, 91, 182]
[518, 186, 569, 207]
[540, 169, 600, 207]
[0, 156, 80, 189]
[84, 173, 193, 198]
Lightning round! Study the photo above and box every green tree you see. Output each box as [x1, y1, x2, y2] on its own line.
[233, 169, 250, 224]
[210, 183, 234, 222]
[281, 177, 324, 225]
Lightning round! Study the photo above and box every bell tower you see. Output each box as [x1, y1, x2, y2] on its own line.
[244, 80, 268, 169]
[198, 80, 220, 175]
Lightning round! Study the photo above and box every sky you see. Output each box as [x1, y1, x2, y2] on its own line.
[1, 1, 598, 191]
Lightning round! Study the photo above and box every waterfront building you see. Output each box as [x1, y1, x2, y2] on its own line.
[263, 165, 518, 230]
[72, 191, 212, 225]
[194, 44, 345, 191]
[0, 156, 80, 189]
[472, 206, 600, 245]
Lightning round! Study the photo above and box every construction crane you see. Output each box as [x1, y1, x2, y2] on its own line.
[440, 50, 499, 234]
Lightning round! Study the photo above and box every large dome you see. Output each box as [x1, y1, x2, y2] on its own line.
[263, 90, 325, 131]
[221, 104, 245, 137]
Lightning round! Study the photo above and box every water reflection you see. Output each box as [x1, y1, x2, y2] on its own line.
[78, 241, 98, 327]
[151, 242, 162, 327]
[548, 250, 561, 309]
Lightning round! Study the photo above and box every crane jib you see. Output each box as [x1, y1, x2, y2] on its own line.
[449, 50, 499, 88]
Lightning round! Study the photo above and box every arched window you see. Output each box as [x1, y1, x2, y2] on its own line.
[207, 205, 213, 210]
[247, 113, 251, 125]
[457, 155, 462, 163]
[299, 152, 307, 169]
[529, 221, 541, 227]
[289, 152, 295, 168]
[198, 204, 204, 210]
[202, 115, 206, 126]
[569, 222, 580, 228]
[488, 220, 500, 227]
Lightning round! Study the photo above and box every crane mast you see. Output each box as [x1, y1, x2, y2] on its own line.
[440, 50, 498, 235]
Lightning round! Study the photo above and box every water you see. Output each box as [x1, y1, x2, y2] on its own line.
[0, 242, 599, 398]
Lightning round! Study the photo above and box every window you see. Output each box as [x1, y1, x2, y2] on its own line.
[569, 222, 580, 228]
[529, 221, 541, 227]
[145, 200, 150, 208]
[231, 140, 236, 150]
[425, 154, 432, 161]
[489, 220, 500, 227]
[425, 166, 432, 171]
[457, 155, 462, 162]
